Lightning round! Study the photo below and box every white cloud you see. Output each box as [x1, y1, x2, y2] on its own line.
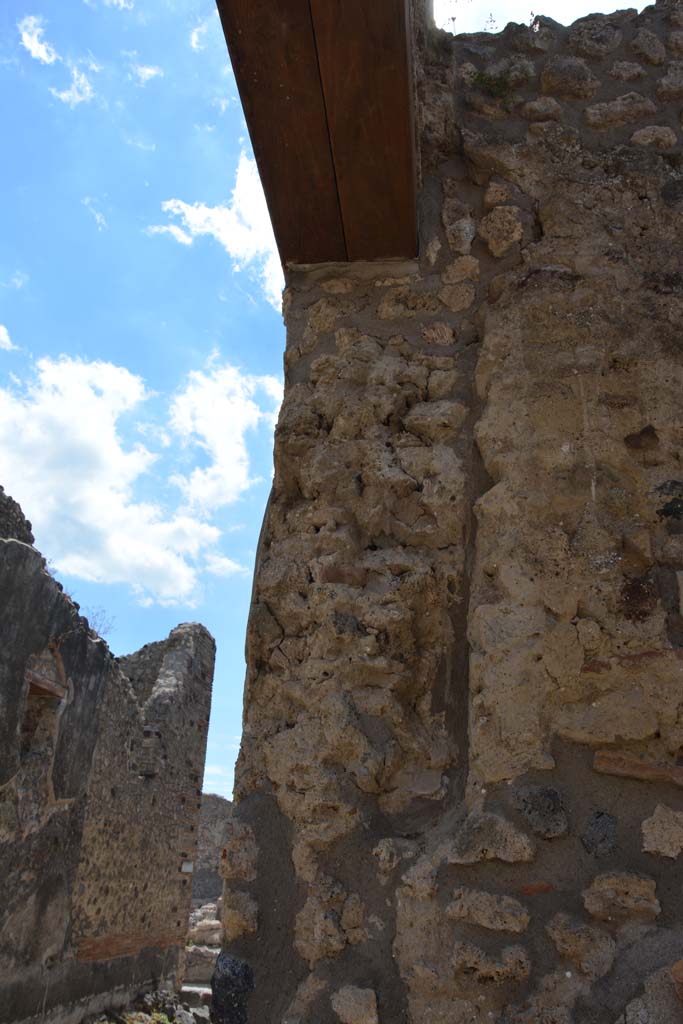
[203, 751, 240, 798]
[151, 152, 284, 310]
[190, 12, 217, 51]
[0, 355, 279, 606]
[213, 97, 234, 115]
[204, 553, 248, 577]
[82, 196, 107, 231]
[169, 357, 282, 514]
[124, 136, 156, 152]
[84, 0, 134, 8]
[50, 67, 95, 107]
[0, 326, 16, 351]
[1, 271, 29, 290]
[146, 224, 193, 245]
[131, 64, 164, 86]
[18, 15, 60, 64]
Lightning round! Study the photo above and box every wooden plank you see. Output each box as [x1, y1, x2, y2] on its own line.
[310, 0, 417, 261]
[216, 0, 347, 265]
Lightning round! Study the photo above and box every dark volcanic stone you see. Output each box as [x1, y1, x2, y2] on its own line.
[211, 954, 254, 1024]
[514, 786, 568, 838]
[581, 811, 617, 856]
[661, 180, 683, 206]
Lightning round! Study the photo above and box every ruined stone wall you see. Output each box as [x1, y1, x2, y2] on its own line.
[222, 1, 683, 1022]
[0, 483, 34, 544]
[0, 495, 215, 1024]
[194, 793, 233, 906]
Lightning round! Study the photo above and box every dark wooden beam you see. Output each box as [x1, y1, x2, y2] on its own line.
[310, 0, 417, 261]
[216, 0, 417, 265]
[216, 0, 347, 265]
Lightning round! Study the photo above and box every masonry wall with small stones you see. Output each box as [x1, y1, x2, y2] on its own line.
[194, 793, 233, 907]
[220, 2, 683, 1022]
[0, 491, 215, 1024]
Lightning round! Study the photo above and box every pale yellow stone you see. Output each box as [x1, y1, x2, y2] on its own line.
[424, 236, 442, 266]
[331, 986, 378, 1024]
[642, 804, 683, 858]
[546, 913, 616, 979]
[321, 277, 357, 294]
[522, 96, 562, 121]
[221, 889, 257, 942]
[478, 206, 523, 257]
[630, 125, 678, 149]
[669, 30, 683, 54]
[484, 180, 516, 207]
[447, 887, 530, 932]
[583, 873, 660, 921]
[442, 255, 480, 283]
[439, 282, 475, 312]
[422, 322, 454, 345]
[585, 92, 656, 129]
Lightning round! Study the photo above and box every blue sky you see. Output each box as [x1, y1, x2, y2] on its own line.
[2, 0, 637, 799]
[1, 0, 285, 799]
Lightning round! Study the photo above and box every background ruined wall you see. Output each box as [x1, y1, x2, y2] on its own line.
[182, 794, 232, 986]
[223, 0, 683, 1021]
[194, 793, 233, 907]
[0, 494, 215, 1024]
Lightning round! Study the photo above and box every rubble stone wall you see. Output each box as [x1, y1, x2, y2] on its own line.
[222, 1, 683, 1021]
[0, 497, 215, 1024]
[194, 793, 233, 906]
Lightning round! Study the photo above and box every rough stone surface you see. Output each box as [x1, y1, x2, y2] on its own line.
[631, 124, 678, 147]
[546, 913, 616, 979]
[222, 891, 257, 944]
[541, 55, 600, 97]
[657, 59, 683, 98]
[0, 490, 215, 1024]
[186, 944, 220, 984]
[0, 486, 34, 545]
[514, 785, 569, 838]
[583, 873, 661, 921]
[570, 16, 623, 57]
[478, 205, 523, 257]
[210, 954, 254, 1024]
[189, 903, 222, 947]
[194, 794, 233, 904]
[219, 3, 683, 1022]
[613, 966, 682, 1022]
[585, 92, 657, 129]
[330, 987, 378, 1024]
[522, 96, 562, 120]
[447, 887, 530, 932]
[452, 941, 531, 983]
[610, 60, 646, 80]
[581, 810, 618, 857]
[443, 811, 535, 864]
[631, 27, 667, 64]
[641, 803, 683, 858]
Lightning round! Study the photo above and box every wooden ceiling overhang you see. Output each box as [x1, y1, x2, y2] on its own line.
[216, 0, 418, 266]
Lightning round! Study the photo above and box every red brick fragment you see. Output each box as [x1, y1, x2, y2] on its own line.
[593, 750, 683, 788]
[520, 882, 554, 896]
